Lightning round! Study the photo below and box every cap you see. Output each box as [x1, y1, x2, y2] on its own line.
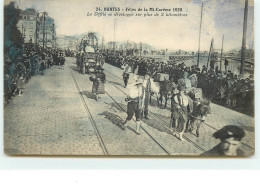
[213, 125, 245, 141]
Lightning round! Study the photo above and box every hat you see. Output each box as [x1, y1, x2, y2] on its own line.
[201, 99, 210, 106]
[213, 125, 245, 141]
[178, 86, 185, 91]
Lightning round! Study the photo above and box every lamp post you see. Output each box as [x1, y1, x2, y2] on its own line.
[240, 0, 248, 75]
[42, 12, 46, 48]
[197, 3, 203, 67]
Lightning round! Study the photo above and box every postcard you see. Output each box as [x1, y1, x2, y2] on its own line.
[3, 0, 255, 157]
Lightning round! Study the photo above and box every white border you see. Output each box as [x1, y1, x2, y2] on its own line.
[0, 0, 259, 170]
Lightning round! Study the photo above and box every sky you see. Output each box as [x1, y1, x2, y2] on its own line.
[5, 0, 254, 51]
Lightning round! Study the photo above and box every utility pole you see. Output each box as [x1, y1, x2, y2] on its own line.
[240, 0, 248, 75]
[197, 3, 203, 67]
[42, 12, 46, 48]
[22, 24, 24, 38]
[220, 35, 224, 72]
[46, 31, 48, 48]
[35, 15, 38, 44]
[206, 38, 214, 71]
[113, 18, 116, 56]
[102, 36, 104, 52]
[140, 42, 142, 57]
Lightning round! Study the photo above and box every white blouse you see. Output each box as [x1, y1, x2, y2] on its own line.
[174, 95, 189, 106]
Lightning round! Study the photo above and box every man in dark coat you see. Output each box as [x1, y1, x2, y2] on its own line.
[201, 125, 245, 156]
[224, 58, 229, 74]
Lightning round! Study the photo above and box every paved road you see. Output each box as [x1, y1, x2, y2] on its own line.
[4, 57, 255, 156]
[103, 63, 255, 155]
[4, 63, 104, 155]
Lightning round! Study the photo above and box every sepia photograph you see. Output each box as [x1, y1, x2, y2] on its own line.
[3, 0, 255, 157]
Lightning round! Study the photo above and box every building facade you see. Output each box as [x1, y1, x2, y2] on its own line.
[17, 9, 56, 48]
[38, 12, 56, 48]
[17, 8, 38, 43]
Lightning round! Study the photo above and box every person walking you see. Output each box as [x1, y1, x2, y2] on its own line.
[122, 63, 132, 88]
[120, 79, 144, 135]
[16, 75, 25, 96]
[171, 86, 193, 141]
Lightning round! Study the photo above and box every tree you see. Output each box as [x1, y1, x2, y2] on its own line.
[4, 1, 23, 54]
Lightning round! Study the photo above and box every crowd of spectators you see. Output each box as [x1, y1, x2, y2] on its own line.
[4, 43, 65, 105]
[104, 54, 254, 115]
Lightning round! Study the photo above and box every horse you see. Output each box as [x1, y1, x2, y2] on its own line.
[150, 78, 160, 100]
[158, 80, 176, 108]
[150, 78, 176, 108]
[185, 100, 211, 137]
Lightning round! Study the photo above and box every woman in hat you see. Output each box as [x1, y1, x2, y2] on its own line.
[92, 66, 106, 101]
[178, 71, 192, 89]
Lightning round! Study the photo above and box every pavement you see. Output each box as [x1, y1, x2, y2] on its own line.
[4, 57, 255, 156]
[4, 64, 104, 155]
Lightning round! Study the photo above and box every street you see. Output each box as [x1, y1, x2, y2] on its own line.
[4, 57, 255, 156]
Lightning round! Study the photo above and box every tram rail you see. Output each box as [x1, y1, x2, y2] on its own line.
[104, 68, 255, 151]
[68, 61, 172, 156]
[67, 62, 109, 155]
[105, 72, 206, 153]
